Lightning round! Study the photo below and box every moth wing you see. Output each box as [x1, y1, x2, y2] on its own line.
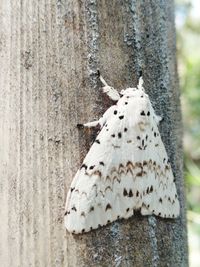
[64, 133, 121, 233]
[65, 109, 137, 234]
[137, 125, 180, 219]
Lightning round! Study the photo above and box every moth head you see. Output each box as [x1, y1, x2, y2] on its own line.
[120, 77, 148, 98]
[120, 87, 137, 96]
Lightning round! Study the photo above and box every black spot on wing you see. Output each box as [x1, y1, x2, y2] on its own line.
[105, 203, 112, 211]
[89, 206, 94, 212]
[142, 139, 144, 146]
[128, 190, 133, 197]
[89, 165, 95, 170]
[119, 115, 124, 120]
[81, 164, 87, 170]
[123, 188, 128, 196]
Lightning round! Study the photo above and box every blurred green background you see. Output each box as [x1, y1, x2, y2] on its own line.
[176, 0, 200, 265]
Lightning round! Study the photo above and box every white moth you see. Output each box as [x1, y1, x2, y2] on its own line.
[64, 76, 180, 234]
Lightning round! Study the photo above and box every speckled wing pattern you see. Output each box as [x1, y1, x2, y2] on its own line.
[64, 82, 180, 234]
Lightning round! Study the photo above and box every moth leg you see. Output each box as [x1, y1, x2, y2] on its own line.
[77, 105, 117, 129]
[77, 120, 99, 129]
[77, 117, 106, 129]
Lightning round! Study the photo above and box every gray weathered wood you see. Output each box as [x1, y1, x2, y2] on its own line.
[0, 0, 188, 266]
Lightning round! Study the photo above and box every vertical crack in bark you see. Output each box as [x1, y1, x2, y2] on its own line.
[124, 0, 143, 78]
[148, 216, 159, 267]
[85, 0, 99, 86]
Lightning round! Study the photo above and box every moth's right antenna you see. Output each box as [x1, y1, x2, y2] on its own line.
[137, 76, 144, 91]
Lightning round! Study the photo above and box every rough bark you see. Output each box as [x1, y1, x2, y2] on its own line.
[0, 0, 188, 266]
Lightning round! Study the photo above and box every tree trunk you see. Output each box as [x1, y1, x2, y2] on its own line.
[0, 0, 188, 266]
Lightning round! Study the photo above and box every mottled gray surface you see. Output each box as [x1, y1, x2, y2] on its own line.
[0, 0, 188, 266]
